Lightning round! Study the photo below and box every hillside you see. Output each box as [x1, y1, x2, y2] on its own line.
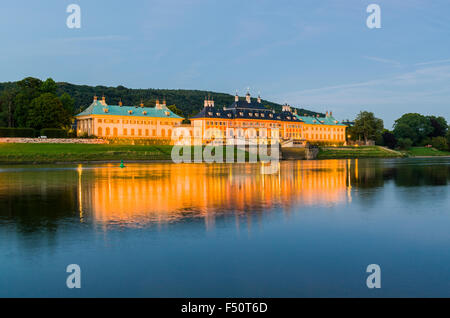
[0, 80, 323, 119]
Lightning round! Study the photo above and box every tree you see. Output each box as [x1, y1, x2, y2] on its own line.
[59, 92, 75, 115]
[397, 138, 413, 150]
[427, 116, 448, 137]
[382, 130, 397, 149]
[26, 93, 71, 130]
[431, 136, 448, 151]
[41, 78, 58, 94]
[352, 111, 384, 144]
[393, 113, 433, 145]
[14, 77, 43, 127]
[0, 88, 17, 127]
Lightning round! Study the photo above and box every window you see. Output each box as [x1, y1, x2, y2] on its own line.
[98, 119, 102, 123]
[123, 128, 127, 136]
[145, 129, 149, 136]
[105, 127, 110, 136]
[131, 129, 135, 136]
[138, 129, 142, 136]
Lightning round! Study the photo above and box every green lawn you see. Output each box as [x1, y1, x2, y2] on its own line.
[405, 147, 450, 157]
[317, 146, 404, 159]
[0, 143, 251, 164]
[0, 143, 174, 163]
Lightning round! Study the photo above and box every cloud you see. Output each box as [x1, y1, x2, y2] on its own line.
[414, 58, 450, 66]
[364, 56, 402, 67]
[60, 35, 129, 42]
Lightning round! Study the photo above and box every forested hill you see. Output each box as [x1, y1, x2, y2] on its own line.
[0, 80, 323, 118]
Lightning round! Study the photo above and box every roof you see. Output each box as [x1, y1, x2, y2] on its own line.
[294, 114, 346, 126]
[191, 98, 301, 122]
[76, 101, 183, 119]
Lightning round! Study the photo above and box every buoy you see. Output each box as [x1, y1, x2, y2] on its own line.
[120, 160, 125, 168]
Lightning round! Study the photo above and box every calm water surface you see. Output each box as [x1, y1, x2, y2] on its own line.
[1, 158, 450, 297]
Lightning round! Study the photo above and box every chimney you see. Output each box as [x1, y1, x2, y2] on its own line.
[156, 98, 161, 109]
[162, 98, 166, 107]
[235, 92, 239, 102]
[140, 99, 144, 107]
[330, 111, 333, 117]
[204, 97, 208, 107]
[118, 99, 123, 106]
[93, 95, 98, 102]
[211, 97, 214, 107]
[326, 111, 329, 117]
[257, 94, 261, 104]
[100, 95, 107, 106]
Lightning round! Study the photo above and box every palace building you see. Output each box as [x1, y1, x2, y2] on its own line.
[75, 96, 183, 139]
[75, 91, 346, 145]
[189, 91, 347, 145]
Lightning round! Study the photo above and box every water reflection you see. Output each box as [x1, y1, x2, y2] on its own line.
[0, 158, 449, 232]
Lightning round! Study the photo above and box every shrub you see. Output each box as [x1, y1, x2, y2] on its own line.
[431, 136, 448, 151]
[40, 128, 68, 138]
[382, 131, 397, 149]
[397, 138, 413, 150]
[0, 127, 36, 137]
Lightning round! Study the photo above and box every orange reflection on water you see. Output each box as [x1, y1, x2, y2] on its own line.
[78, 160, 354, 227]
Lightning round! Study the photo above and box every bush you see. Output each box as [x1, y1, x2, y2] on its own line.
[431, 136, 448, 151]
[382, 131, 397, 149]
[0, 127, 36, 137]
[397, 138, 413, 150]
[40, 128, 68, 138]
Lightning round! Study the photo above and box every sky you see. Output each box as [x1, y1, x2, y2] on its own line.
[0, 0, 449, 127]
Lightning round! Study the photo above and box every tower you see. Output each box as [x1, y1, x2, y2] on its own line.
[245, 90, 251, 103]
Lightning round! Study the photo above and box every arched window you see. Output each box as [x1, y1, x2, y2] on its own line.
[98, 127, 102, 136]
[113, 127, 118, 137]
[161, 129, 166, 137]
[106, 127, 110, 136]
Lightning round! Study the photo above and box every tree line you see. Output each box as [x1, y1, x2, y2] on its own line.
[0, 77, 322, 131]
[347, 111, 450, 151]
[0, 77, 74, 131]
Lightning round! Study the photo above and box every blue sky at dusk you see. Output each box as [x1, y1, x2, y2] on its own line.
[0, 0, 449, 127]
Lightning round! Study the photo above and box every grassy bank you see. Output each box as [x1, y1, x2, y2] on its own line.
[0, 143, 175, 163]
[317, 146, 404, 159]
[403, 147, 450, 157]
[0, 143, 252, 164]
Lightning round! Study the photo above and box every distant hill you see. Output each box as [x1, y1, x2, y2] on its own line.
[0, 81, 323, 118]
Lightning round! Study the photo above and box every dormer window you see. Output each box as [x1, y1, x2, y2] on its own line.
[277, 116, 281, 119]
[216, 112, 220, 116]
[227, 113, 232, 118]
[269, 113, 273, 118]
[249, 113, 253, 117]
[103, 108, 109, 113]
[239, 112, 243, 116]
[208, 112, 213, 116]
[287, 116, 291, 120]
[142, 111, 147, 115]
[261, 114, 265, 117]
[128, 110, 133, 114]
[165, 111, 170, 116]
